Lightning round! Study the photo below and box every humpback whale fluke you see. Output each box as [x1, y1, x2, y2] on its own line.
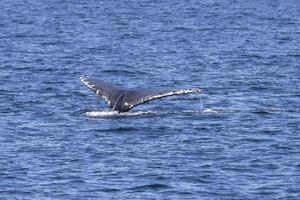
[80, 75, 201, 113]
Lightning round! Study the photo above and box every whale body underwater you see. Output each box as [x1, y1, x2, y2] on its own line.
[80, 75, 202, 113]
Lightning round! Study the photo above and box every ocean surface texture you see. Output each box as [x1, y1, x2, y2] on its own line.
[1, 0, 300, 199]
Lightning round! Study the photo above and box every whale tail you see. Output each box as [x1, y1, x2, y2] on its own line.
[80, 75, 201, 112]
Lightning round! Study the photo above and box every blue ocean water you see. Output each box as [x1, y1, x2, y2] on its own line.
[1, 0, 300, 199]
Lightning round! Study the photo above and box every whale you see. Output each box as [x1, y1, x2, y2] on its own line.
[80, 75, 201, 113]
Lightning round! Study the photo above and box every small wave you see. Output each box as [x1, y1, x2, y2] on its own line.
[101, 69, 134, 75]
[201, 108, 285, 114]
[252, 108, 282, 114]
[129, 183, 170, 191]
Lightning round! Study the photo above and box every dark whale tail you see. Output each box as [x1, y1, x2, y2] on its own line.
[80, 75, 201, 113]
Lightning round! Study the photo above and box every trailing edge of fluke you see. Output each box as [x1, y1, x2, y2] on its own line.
[80, 75, 201, 113]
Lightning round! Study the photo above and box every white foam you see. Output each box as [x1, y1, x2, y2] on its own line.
[84, 110, 156, 118]
[85, 111, 119, 117]
[202, 108, 219, 113]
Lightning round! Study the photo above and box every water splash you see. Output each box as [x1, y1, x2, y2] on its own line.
[202, 108, 219, 113]
[199, 95, 204, 111]
[83, 107, 284, 118]
[84, 110, 156, 118]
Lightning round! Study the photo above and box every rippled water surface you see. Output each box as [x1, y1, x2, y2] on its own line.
[1, 0, 300, 199]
